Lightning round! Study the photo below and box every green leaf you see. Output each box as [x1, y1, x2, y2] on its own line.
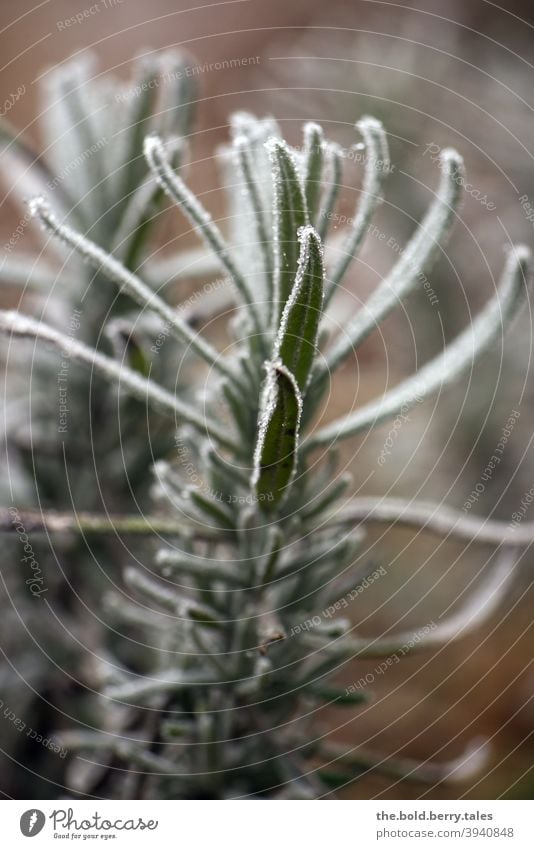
[0, 309, 236, 449]
[221, 379, 252, 436]
[0, 257, 71, 292]
[309, 685, 371, 706]
[318, 769, 357, 789]
[274, 225, 324, 392]
[253, 362, 303, 509]
[260, 526, 283, 584]
[126, 340, 151, 377]
[188, 606, 222, 628]
[0, 117, 76, 219]
[144, 134, 264, 340]
[120, 54, 161, 204]
[189, 489, 236, 531]
[321, 145, 463, 375]
[267, 137, 309, 320]
[29, 197, 236, 383]
[117, 140, 184, 269]
[157, 51, 197, 139]
[325, 116, 391, 305]
[310, 244, 531, 448]
[105, 318, 152, 377]
[317, 141, 343, 241]
[234, 134, 274, 296]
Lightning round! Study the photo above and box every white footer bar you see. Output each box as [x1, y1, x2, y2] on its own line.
[4, 800, 531, 847]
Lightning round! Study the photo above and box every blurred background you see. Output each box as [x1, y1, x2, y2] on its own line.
[1, 0, 534, 800]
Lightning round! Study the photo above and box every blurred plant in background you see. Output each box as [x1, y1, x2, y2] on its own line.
[265, 16, 534, 494]
[259, 19, 534, 799]
[0, 50, 211, 796]
[0, 79, 531, 796]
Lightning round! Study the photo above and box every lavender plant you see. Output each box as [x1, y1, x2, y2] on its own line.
[1, 97, 532, 798]
[0, 50, 201, 510]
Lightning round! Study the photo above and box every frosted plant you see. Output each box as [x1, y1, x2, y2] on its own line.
[0, 50, 202, 511]
[0, 103, 532, 799]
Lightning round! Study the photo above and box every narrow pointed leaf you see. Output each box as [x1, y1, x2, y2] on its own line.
[302, 122, 324, 221]
[0, 116, 76, 220]
[310, 685, 370, 706]
[253, 362, 303, 508]
[234, 134, 273, 295]
[322, 146, 464, 376]
[48, 60, 109, 237]
[274, 225, 324, 392]
[143, 248, 222, 285]
[347, 548, 517, 656]
[309, 245, 531, 447]
[266, 137, 309, 320]
[113, 139, 185, 267]
[322, 738, 489, 785]
[157, 51, 197, 139]
[189, 490, 236, 531]
[317, 141, 343, 241]
[144, 134, 263, 337]
[0, 257, 71, 291]
[28, 196, 236, 381]
[119, 54, 162, 206]
[325, 116, 390, 306]
[0, 310, 236, 449]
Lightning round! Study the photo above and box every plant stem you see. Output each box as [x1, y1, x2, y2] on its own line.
[0, 507, 217, 540]
[337, 496, 534, 546]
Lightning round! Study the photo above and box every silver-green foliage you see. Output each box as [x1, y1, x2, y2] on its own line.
[1, 88, 531, 797]
[0, 51, 202, 795]
[0, 51, 201, 508]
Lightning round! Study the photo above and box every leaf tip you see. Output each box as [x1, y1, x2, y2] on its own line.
[27, 195, 49, 220]
[143, 132, 165, 167]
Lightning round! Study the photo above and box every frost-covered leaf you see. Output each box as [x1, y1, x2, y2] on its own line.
[253, 362, 302, 508]
[144, 134, 263, 336]
[326, 116, 390, 305]
[112, 138, 185, 266]
[323, 146, 463, 375]
[273, 225, 324, 392]
[267, 137, 309, 320]
[310, 244, 531, 447]
[0, 309, 234, 448]
[302, 122, 324, 222]
[0, 256, 72, 292]
[233, 134, 273, 295]
[112, 53, 164, 222]
[317, 141, 343, 241]
[28, 196, 235, 381]
[157, 51, 197, 139]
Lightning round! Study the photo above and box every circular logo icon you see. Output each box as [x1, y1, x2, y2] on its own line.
[20, 810, 46, 837]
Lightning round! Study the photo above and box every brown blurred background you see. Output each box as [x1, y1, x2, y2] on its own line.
[1, 0, 534, 800]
